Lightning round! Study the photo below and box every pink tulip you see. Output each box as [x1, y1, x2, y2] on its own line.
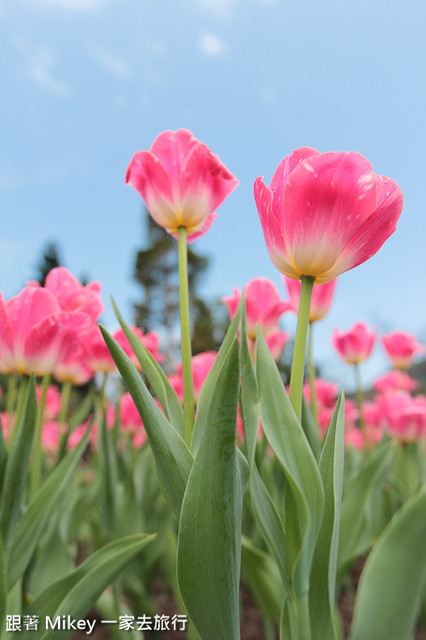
[119, 392, 144, 434]
[254, 147, 403, 283]
[53, 348, 95, 386]
[169, 351, 217, 404]
[126, 129, 238, 241]
[332, 322, 376, 364]
[0, 287, 90, 376]
[377, 391, 426, 442]
[223, 278, 290, 359]
[373, 370, 418, 393]
[29, 267, 104, 322]
[114, 327, 163, 370]
[282, 275, 337, 323]
[303, 378, 338, 408]
[381, 330, 424, 369]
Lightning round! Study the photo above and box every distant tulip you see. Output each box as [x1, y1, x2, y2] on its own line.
[303, 378, 338, 408]
[54, 348, 95, 386]
[377, 391, 426, 442]
[126, 129, 238, 241]
[0, 287, 90, 376]
[223, 278, 290, 359]
[254, 147, 403, 283]
[283, 275, 337, 323]
[373, 369, 418, 393]
[332, 322, 375, 365]
[381, 330, 424, 369]
[169, 351, 216, 405]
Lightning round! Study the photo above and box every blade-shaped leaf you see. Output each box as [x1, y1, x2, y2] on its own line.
[112, 298, 185, 435]
[190, 294, 244, 454]
[349, 488, 426, 640]
[256, 327, 324, 596]
[22, 534, 155, 640]
[301, 396, 322, 460]
[7, 421, 93, 589]
[177, 339, 247, 640]
[239, 303, 260, 469]
[338, 442, 394, 575]
[309, 392, 345, 640]
[100, 324, 193, 516]
[0, 373, 37, 546]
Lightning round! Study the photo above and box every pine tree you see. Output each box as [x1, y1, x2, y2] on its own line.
[34, 241, 62, 286]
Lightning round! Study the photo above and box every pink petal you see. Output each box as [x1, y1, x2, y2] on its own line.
[284, 151, 378, 277]
[7, 287, 61, 354]
[150, 129, 198, 182]
[0, 293, 15, 373]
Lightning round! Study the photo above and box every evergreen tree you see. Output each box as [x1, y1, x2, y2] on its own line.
[133, 211, 219, 364]
[34, 241, 62, 286]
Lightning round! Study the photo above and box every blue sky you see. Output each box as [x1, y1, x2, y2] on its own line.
[0, 0, 425, 389]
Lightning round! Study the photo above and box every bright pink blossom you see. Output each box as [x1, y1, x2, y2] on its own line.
[53, 348, 95, 386]
[223, 278, 290, 360]
[254, 147, 403, 283]
[303, 378, 338, 408]
[126, 129, 238, 241]
[332, 322, 375, 365]
[282, 275, 337, 323]
[373, 370, 418, 393]
[376, 391, 426, 442]
[169, 351, 216, 404]
[0, 286, 90, 376]
[381, 330, 424, 369]
[30, 267, 104, 322]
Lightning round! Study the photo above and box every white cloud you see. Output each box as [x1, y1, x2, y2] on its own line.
[12, 36, 71, 97]
[91, 45, 131, 78]
[198, 32, 228, 57]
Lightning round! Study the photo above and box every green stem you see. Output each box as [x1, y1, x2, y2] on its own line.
[307, 322, 318, 424]
[57, 381, 72, 461]
[354, 363, 366, 445]
[289, 276, 315, 422]
[178, 226, 194, 446]
[8, 375, 27, 449]
[287, 591, 311, 640]
[30, 373, 51, 498]
[6, 375, 18, 418]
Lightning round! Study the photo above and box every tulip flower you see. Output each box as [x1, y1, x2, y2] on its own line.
[223, 278, 290, 360]
[373, 370, 418, 393]
[126, 128, 238, 241]
[282, 276, 337, 323]
[254, 147, 403, 284]
[169, 351, 217, 406]
[377, 391, 426, 442]
[0, 287, 90, 376]
[332, 322, 376, 365]
[381, 330, 424, 369]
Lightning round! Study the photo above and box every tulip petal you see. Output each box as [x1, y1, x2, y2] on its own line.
[283, 151, 379, 277]
[150, 128, 198, 181]
[323, 175, 403, 282]
[254, 177, 300, 278]
[0, 293, 15, 373]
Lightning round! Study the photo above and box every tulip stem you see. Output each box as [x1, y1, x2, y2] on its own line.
[289, 276, 315, 422]
[354, 363, 366, 443]
[178, 226, 194, 446]
[307, 322, 318, 423]
[30, 373, 51, 498]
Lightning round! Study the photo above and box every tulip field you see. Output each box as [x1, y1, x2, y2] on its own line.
[0, 129, 425, 640]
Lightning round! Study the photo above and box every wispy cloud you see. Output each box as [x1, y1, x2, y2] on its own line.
[198, 32, 228, 57]
[91, 45, 131, 78]
[12, 35, 71, 97]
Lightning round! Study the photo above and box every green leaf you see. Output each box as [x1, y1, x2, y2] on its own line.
[0, 373, 37, 546]
[349, 488, 426, 640]
[177, 339, 247, 640]
[249, 466, 289, 594]
[190, 294, 244, 454]
[112, 298, 184, 435]
[309, 393, 345, 640]
[338, 442, 394, 575]
[99, 324, 193, 516]
[0, 533, 7, 624]
[301, 396, 322, 460]
[7, 420, 93, 589]
[255, 327, 324, 596]
[239, 304, 260, 469]
[0, 415, 8, 494]
[22, 534, 156, 640]
[241, 535, 284, 625]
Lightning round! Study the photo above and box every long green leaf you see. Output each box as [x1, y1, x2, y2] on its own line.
[309, 393, 345, 640]
[256, 327, 324, 596]
[7, 421, 93, 589]
[22, 534, 155, 640]
[0, 373, 37, 546]
[338, 442, 394, 575]
[349, 488, 426, 640]
[112, 298, 185, 436]
[239, 304, 260, 469]
[100, 324, 193, 516]
[177, 339, 247, 640]
[190, 294, 244, 454]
